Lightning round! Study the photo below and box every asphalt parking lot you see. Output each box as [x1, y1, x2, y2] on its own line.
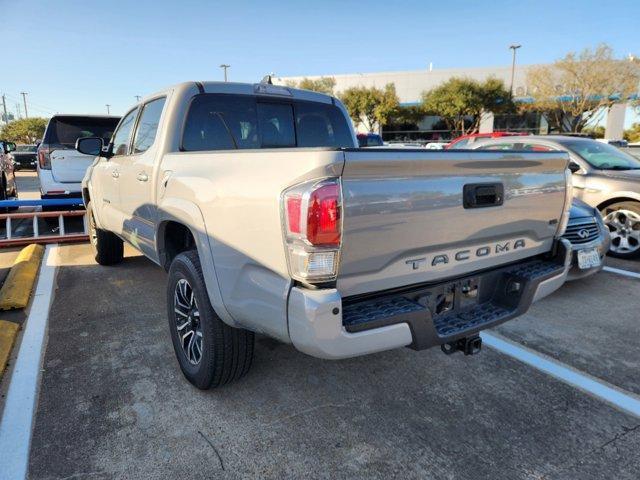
[2, 172, 640, 479]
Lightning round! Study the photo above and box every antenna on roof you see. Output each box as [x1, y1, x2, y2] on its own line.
[261, 74, 273, 85]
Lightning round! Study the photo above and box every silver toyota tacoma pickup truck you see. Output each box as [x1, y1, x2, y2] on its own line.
[77, 81, 573, 389]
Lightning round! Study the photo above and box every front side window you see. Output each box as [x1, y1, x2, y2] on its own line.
[133, 97, 166, 154]
[181, 94, 353, 151]
[111, 108, 139, 156]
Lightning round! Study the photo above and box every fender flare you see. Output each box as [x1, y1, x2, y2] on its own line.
[156, 197, 237, 327]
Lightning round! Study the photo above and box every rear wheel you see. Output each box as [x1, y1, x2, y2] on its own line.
[601, 201, 640, 259]
[87, 201, 124, 265]
[167, 250, 254, 389]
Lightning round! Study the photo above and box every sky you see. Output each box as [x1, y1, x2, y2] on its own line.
[2, 0, 640, 124]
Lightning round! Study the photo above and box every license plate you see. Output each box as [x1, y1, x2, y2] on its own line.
[577, 248, 601, 269]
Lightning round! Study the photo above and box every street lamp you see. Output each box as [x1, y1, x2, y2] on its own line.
[509, 44, 522, 97]
[219, 64, 230, 82]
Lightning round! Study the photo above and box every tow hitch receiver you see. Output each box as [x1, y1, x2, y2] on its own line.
[441, 335, 482, 356]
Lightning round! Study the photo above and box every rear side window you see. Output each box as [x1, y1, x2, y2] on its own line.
[111, 108, 139, 156]
[182, 95, 258, 151]
[44, 116, 120, 147]
[133, 97, 166, 154]
[181, 94, 353, 151]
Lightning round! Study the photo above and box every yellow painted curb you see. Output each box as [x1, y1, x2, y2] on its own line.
[0, 244, 45, 310]
[0, 320, 20, 379]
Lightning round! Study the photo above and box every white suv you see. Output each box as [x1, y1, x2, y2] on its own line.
[37, 115, 120, 199]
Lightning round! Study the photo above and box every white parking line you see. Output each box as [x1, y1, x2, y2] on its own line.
[0, 244, 59, 480]
[602, 266, 640, 279]
[482, 332, 640, 419]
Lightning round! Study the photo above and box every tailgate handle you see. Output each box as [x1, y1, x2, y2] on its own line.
[463, 183, 504, 209]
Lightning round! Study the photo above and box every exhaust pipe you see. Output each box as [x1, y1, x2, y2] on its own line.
[441, 335, 482, 356]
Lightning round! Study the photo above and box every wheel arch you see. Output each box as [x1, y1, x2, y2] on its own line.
[597, 195, 640, 212]
[156, 198, 237, 327]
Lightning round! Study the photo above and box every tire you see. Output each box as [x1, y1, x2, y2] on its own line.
[87, 201, 124, 265]
[167, 250, 254, 389]
[600, 201, 640, 259]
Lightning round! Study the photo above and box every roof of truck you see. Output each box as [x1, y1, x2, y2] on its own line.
[140, 81, 336, 107]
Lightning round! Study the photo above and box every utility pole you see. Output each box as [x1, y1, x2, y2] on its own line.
[16, 103, 22, 119]
[219, 64, 230, 82]
[20, 92, 29, 118]
[106, 104, 111, 114]
[509, 44, 522, 98]
[1, 94, 8, 125]
[135, 95, 141, 102]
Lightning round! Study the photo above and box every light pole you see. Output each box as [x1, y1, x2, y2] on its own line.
[219, 64, 230, 82]
[20, 92, 29, 118]
[106, 104, 111, 114]
[509, 44, 521, 98]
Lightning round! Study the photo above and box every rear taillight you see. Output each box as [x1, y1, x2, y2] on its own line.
[38, 147, 52, 170]
[282, 178, 342, 283]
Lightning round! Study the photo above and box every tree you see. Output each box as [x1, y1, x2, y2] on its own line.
[581, 125, 606, 138]
[420, 77, 513, 135]
[624, 123, 640, 143]
[339, 84, 399, 132]
[0, 117, 48, 143]
[285, 77, 336, 95]
[522, 44, 640, 132]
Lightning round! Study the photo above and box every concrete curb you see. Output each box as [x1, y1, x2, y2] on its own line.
[0, 244, 45, 310]
[0, 320, 20, 379]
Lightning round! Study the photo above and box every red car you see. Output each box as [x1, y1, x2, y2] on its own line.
[446, 132, 527, 149]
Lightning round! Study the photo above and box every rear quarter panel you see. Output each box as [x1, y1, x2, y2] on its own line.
[159, 149, 344, 341]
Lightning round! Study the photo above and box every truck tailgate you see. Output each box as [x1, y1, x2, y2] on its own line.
[50, 149, 95, 183]
[338, 149, 568, 297]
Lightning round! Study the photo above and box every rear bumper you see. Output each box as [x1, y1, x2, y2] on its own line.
[288, 239, 571, 360]
[38, 169, 82, 196]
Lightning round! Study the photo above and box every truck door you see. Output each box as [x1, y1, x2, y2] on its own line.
[117, 96, 167, 261]
[93, 107, 139, 234]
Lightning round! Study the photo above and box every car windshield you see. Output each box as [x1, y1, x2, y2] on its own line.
[15, 145, 37, 152]
[559, 139, 640, 170]
[44, 116, 121, 147]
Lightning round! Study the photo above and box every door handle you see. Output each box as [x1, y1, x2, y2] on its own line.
[112, 170, 119, 178]
[463, 183, 504, 209]
[137, 172, 149, 182]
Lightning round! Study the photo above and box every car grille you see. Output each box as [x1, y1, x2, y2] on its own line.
[563, 218, 599, 245]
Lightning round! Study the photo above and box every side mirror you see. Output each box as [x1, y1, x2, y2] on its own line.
[5, 142, 16, 153]
[568, 162, 581, 174]
[76, 137, 104, 157]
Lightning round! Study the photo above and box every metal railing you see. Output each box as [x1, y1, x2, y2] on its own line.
[0, 198, 88, 247]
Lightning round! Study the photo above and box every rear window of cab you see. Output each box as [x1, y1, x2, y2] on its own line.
[181, 94, 354, 151]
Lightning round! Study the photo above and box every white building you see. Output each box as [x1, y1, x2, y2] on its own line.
[276, 64, 628, 140]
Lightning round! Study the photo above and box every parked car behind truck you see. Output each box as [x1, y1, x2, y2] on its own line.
[11, 144, 38, 170]
[38, 115, 120, 200]
[77, 81, 573, 389]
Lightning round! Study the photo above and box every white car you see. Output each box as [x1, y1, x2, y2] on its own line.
[37, 115, 120, 200]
